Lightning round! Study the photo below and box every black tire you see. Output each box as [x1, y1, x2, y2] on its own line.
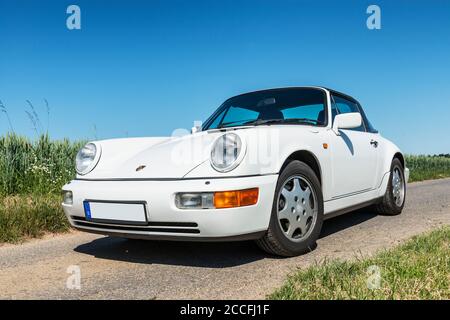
[256, 160, 324, 257]
[374, 158, 406, 215]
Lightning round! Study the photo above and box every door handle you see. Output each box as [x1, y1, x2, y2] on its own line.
[370, 139, 378, 148]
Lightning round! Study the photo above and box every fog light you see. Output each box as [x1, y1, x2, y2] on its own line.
[175, 193, 214, 209]
[63, 191, 73, 205]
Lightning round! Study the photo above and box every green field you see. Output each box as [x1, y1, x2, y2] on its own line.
[0, 134, 82, 242]
[0, 133, 84, 196]
[0, 133, 449, 242]
[405, 155, 450, 182]
[270, 226, 450, 300]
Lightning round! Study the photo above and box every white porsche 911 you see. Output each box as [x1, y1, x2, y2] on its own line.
[62, 87, 409, 256]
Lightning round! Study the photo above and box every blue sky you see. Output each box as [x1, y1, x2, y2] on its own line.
[0, 0, 449, 154]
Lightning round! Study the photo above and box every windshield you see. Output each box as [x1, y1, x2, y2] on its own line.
[203, 88, 327, 130]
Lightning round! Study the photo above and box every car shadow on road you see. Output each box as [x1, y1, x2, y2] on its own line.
[74, 236, 267, 268]
[74, 208, 378, 268]
[320, 208, 378, 239]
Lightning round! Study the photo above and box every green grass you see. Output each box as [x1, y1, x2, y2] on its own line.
[0, 133, 80, 243]
[269, 226, 450, 300]
[0, 194, 70, 243]
[406, 155, 450, 182]
[0, 133, 84, 196]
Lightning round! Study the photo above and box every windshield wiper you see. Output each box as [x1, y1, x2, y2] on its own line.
[216, 118, 322, 129]
[216, 119, 258, 129]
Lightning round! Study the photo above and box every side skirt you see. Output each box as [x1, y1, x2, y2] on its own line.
[323, 197, 382, 220]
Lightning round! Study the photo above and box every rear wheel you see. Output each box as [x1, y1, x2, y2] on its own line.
[374, 158, 406, 215]
[256, 160, 323, 257]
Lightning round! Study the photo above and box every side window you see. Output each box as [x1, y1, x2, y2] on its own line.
[332, 95, 366, 132]
[358, 103, 378, 133]
[281, 104, 325, 125]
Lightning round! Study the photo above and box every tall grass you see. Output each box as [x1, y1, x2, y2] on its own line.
[405, 155, 450, 182]
[0, 133, 85, 196]
[0, 133, 83, 242]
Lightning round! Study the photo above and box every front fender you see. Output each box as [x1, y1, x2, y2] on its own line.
[378, 136, 405, 177]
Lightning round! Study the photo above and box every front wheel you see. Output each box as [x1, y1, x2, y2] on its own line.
[256, 160, 324, 257]
[374, 158, 406, 215]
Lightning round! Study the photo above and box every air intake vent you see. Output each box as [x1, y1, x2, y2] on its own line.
[71, 216, 200, 234]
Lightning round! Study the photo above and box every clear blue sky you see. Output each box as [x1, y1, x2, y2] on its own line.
[1, 0, 449, 154]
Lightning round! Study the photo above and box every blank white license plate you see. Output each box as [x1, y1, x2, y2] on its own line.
[84, 201, 147, 224]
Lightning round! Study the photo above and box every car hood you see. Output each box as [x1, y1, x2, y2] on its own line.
[79, 132, 220, 180]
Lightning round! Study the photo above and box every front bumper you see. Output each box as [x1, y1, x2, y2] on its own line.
[62, 175, 278, 241]
[404, 167, 410, 183]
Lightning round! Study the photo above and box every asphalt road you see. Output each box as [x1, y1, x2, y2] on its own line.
[0, 178, 449, 299]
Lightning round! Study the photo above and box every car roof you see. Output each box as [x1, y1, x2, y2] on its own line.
[229, 86, 358, 103]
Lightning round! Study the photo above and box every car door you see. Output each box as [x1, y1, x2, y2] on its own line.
[328, 94, 379, 198]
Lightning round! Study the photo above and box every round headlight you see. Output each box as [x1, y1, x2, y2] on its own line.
[210, 133, 244, 172]
[76, 143, 100, 175]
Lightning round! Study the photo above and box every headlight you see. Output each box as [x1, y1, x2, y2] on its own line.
[76, 143, 101, 175]
[210, 133, 244, 172]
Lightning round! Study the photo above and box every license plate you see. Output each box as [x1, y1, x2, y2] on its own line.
[84, 201, 147, 225]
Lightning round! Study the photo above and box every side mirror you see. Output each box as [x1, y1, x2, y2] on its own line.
[191, 122, 202, 134]
[191, 125, 202, 134]
[191, 126, 200, 134]
[332, 112, 362, 135]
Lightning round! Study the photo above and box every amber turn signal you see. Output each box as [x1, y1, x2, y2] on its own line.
[214, 188, 259, 209]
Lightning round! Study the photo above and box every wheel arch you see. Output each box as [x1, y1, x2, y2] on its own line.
[393, 152, 405, 168]
[279, 150, 322, 186]
[376, 139, 407, 198]
[378, 138, 406, 174]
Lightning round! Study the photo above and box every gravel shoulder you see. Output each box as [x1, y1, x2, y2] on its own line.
[0, 178, 449, 299]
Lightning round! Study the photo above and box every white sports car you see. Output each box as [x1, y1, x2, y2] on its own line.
[62, 87, 409, 256]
